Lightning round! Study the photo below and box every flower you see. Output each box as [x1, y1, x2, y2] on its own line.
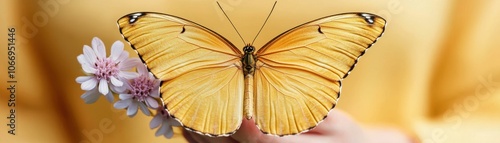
[113, 64, 161, 117]
[76, 37, 141, 103]
[150, 108, 181, 139]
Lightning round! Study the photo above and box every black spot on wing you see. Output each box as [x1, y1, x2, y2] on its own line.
[342, 13, 386, 79]
[358, 13, 375, 25]
[180, 26, 186, 34]
[318, 25, 324, 34]
[128, 12, 146, 24]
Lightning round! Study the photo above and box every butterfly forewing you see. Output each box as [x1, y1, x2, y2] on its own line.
[118, 12, 245, 136]
[253, 13, 386, 135]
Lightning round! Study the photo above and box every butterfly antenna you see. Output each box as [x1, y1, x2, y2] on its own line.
[217, 1, 246, 44]
[251, 1, 277, 45]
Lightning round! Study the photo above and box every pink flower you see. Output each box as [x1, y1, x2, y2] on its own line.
[76, 37, 141, 103]
[113, 65, 161, 117]
[150, 108, 181, 139]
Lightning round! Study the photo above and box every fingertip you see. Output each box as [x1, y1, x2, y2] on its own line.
[182, 129, 238, 143]
[308, 109, 360, 135]
[232, 119, 264, 142]
[236, 119, 259, 133]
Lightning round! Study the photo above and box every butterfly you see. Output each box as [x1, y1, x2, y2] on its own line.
[117, 8, 385, 137]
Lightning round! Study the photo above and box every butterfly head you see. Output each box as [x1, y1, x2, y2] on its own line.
[243, 45, 255, 53]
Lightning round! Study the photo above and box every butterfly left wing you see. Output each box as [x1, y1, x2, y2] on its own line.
[118, 12, 244, 136]
[253, 13, 386, 135]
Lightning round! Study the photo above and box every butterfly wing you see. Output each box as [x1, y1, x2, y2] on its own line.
[117, 12, 244, 136]
[253, 13, 386, 135]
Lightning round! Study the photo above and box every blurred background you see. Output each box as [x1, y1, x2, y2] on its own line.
[1, 0, 500, 142]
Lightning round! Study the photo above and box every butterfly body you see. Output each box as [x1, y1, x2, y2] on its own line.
[118, 11, 385, 137]
[242, 45, 256, 120]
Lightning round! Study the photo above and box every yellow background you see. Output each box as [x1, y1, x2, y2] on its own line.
[1, 0, 500, 142]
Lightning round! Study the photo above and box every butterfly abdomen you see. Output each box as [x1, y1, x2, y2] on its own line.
[244, 74, 254, 120]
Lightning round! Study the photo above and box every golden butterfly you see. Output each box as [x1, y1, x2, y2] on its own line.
[117, 3, 385, 137]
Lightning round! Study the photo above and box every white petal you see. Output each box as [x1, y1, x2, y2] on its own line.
[123, 78, 132, 89]
[81, 88, 100, 104]
[136, 63, 148, 75]
[105, 91, 114, 103]
[80, 88, 95, 99]
[150, 81, 160, 98]
[81, 64, 96, 74]
[164, 125, 174, 139]
[116, 51, 129, 63]
[111, 84, 127, 94]
[109, 76, 123, 87]
[114, 79, 132, 94]
[155, 123, 168, 137]
[98, 79, 109, 95]
[153, 79, 160, 87]
[148, 72, 156, 80]
[119, 71, 139, 79]
[146, 97, 159, 109]
[114, 99, 132, 109]
[81, 78, 98, 91]
[119, 94, 134, 99]
[83, 94, 100, 104]
[168, 118, 181, 127]
[119, 58, 142, 71]
[83, 45, 97, 64]
[127, 102, 138, 117]
[92, 37, 106, 59]
[139, 102, 151, 116]
[150, 114, 163, 129]
[77, 54, 88, 65]
[110, 41, 124, 61]
[76, 76, 93, 83]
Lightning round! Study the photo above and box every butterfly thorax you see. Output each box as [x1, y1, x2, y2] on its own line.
[242, 45, 256, 76]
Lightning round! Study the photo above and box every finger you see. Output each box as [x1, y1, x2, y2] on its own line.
[204, 135, 238, 143]
[231, 119, 295, 143]
[272, 134, 335, 143]
[231, 119, 265, 143]
[307, 109, 362, 135]
[183, 129, 207, 143]
[183, 129, 239, 143]
[307, 109, 366, 143]
[365, 128, 416, 143]
[231, 119, 334, 143]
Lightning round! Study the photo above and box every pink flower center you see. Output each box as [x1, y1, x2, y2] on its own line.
[130, 75, 154, 101]
[160, 109, 167, 116]
[159, 108, 171, 118]
[95, 58, 119, 81]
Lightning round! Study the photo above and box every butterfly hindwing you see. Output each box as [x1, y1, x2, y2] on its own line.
[118, 12, 244, 136]
[253, 13, 386, 135]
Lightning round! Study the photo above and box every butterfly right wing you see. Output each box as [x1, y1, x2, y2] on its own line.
[253, 13, 386, 136]
[117, 12, 244, 136]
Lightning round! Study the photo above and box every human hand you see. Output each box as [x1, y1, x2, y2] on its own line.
[183, 110, 416, 143]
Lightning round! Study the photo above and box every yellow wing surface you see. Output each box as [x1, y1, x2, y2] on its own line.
[253, 13, 386, 135]
[118, 12, 244, 136]
[118, 12, 386, 137]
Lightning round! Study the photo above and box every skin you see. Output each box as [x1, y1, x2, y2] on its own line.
[183, 110, 417, 143]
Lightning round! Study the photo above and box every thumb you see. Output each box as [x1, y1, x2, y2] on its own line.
[232, 118, 289, 143]
[231, 118, 263, 142]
